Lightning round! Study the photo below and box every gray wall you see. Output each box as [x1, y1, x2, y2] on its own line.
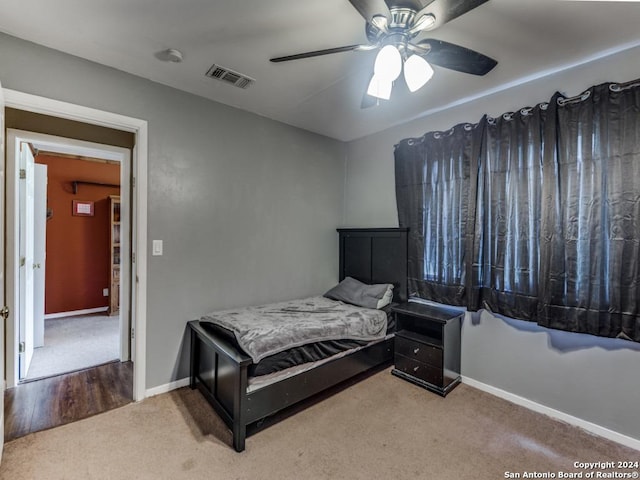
[343, 45, 640, 442]
[3, 30, 640, 443]
[0, 33, 346, 389]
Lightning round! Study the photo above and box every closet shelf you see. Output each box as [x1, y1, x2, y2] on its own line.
[72, 180, 119, 195]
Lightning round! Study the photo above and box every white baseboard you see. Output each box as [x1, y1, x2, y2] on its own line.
[145, 377, 190, 399]
[462, 376, 640, 451]
[45, 307, 109, 320]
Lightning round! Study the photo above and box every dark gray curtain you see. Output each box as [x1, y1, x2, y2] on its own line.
[473, 106, 546, 320]
[395, 122, 484, 307]
[395, 78, 640, 343]
[539, 83, 640, 341]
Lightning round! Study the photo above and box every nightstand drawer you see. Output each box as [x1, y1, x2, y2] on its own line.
[394, 355, 443, 386]
[395, 335, 442, 368]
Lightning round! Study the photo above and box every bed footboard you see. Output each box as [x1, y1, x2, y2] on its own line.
[189, 320, 251, 452]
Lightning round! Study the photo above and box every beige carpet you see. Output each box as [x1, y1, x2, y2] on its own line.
[1, 368, 636, 480]
[26, 314, 120, 380]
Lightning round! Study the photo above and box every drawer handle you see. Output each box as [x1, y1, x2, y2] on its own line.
[413, 366, 420, 372]
[413, 348, 420, 354]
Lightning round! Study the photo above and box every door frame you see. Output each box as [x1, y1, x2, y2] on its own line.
[1, 80, 6, 461]
[6, 129, 132, 385]
[33, 162, 47, 349]
[3, 88, 148, 402]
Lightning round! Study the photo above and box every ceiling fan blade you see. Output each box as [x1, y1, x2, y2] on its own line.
[270, 44, 363, 63]
[416, 39, 497, 75]
[348, 0, 391, 22]
[416, 0, 489, 30]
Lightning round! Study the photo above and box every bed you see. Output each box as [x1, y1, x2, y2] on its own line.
[188, 227, 408, 452]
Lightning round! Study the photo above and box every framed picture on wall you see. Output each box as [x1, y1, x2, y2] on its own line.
[72, 200, 94, 216]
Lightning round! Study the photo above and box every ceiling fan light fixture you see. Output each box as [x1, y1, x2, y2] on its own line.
[408, 14, 436, 35]
[374, 45, 402, 81]
[367, 74, 393, 100]
[404, 54, 434, 92]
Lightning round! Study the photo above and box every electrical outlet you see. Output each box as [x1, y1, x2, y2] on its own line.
[103, 288, 109, 297]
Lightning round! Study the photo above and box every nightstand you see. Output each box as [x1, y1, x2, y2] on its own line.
[391, 302, 462, 396]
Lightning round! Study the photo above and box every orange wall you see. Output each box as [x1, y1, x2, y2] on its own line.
[36, 154, 120, 314]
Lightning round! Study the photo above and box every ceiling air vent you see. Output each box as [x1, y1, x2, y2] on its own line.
[205, 64, 255, 89]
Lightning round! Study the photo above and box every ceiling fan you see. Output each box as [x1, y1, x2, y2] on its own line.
[270, 0, 498, 107]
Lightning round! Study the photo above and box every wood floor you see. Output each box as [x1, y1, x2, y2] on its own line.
[4, 360, 133, 442]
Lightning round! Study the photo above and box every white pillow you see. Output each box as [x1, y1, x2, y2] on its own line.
[377, 284, 394, 309]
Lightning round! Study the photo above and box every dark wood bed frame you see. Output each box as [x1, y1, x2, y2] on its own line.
[188, 227, 408, 452]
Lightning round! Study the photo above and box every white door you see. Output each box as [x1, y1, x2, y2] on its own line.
[1, 80, 7, 461]
[34, 164, 47, 347]
[18, 142, 35, 379]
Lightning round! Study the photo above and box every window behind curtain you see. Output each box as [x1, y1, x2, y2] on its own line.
[473, 107, 546, 320]
[395, 123, 483, 307]
[395, 79, 640, 343]
[539, 85, 640, 341]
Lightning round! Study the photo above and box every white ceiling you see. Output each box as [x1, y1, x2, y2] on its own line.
[1, 0, 639, 141]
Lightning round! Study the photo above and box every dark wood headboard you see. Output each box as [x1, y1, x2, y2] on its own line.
[337, 228, 408, 303]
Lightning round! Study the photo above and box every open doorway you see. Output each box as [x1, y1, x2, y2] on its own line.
[1, 89, 148, 450]
[25, 146, 123, 381]
[5, 130, 132, 388]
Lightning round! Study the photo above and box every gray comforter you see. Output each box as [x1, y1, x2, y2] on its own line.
[200, 296, 387, 363]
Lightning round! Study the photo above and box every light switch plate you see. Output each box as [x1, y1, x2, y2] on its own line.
[152, 239, 163, 256]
